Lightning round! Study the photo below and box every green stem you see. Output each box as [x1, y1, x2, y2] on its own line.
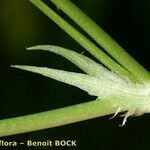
[50, 0, 150, 83]
[29, 0, 136, 82]
[0, 100, 122, 137]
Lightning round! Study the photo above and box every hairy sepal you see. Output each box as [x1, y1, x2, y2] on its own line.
[27, 45, 125, 83]
[12, 65, 150, 117]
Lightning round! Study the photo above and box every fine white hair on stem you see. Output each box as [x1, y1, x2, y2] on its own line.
[109, 107, 121, 120]
[119, 111, 133, 126]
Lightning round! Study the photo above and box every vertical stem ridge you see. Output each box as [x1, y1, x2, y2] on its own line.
[29, 0, 137, 82]
[50, 0, 150, 83]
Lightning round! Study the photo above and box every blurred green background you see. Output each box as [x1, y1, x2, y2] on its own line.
[0, 0, 150, 149]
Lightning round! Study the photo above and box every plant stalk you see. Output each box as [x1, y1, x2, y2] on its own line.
[0, 100, 122, 137]
[29, 0, 137, 82]
[50, 0, 150, 83]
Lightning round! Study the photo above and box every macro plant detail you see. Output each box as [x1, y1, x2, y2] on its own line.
[0, 0, 150, 137]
